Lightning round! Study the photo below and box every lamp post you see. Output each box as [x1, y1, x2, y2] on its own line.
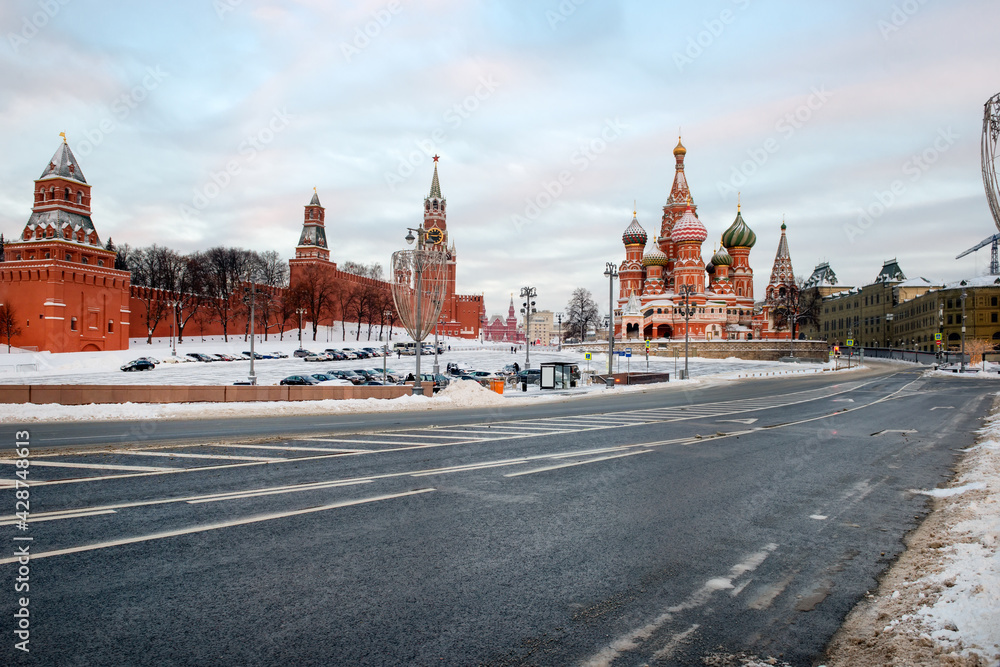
[520, 286, 537, 371]
[405, 227, 427, 395]
[678, 284, 695, 379]
[244, 279, 258, 385]
[603, 263, 618, 374]
[169, 299, 181, 356]
[961, 288, 967, 372]
[433, 309, 441, 377]
[557, 313, 562, 351]
[295, 307, 306, 347]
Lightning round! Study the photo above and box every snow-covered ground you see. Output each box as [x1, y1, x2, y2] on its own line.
[0, 327, 840, 423]
[823, 395, 1000, 667]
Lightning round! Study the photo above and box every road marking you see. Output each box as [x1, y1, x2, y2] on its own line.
[651, 623, 700, 662]
[582, 543, 778, 667]
[810, 514, 828, 520]
[114, 451, 284, 462]
[223, 444, 370, 453]
[832, 398, 855, 403]
[931, 406, 954, 410]
[504, 450, 650, 477]
[0, 508, 117, 526]
[0, 488, 435, 565]
[186, 479, 372, 504]
[410, 460, 528, 477]
[871, 429, 917, 437]
[0, 459, 177, 472]
[716, 418, 758, 424]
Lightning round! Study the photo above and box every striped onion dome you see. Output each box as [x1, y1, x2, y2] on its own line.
[712, 245, 733, 266]
[642, 245, 668, 267]
[721, 207, 756, 248]
[671, 204, 707, 243]
[622, 215, 647, 246]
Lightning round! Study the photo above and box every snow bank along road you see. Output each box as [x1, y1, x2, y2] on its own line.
[0, 365, 992, 665]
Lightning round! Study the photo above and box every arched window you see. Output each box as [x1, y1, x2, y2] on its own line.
[108, 320, 114, 333]
[433, 200, 438, 210]
[70, 317, 78, 331]
[76, 191, 83, 204]
[65, 187, 71, 200]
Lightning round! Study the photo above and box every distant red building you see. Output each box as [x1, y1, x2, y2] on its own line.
[482, 297, 525, 343]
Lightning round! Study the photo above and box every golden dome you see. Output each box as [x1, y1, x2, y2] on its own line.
[673, 136, 686, 157]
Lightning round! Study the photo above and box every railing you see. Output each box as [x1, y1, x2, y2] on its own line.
[860, 347, 966, 365]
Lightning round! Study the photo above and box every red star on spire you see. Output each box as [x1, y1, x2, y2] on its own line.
[433, 155, 440, 162]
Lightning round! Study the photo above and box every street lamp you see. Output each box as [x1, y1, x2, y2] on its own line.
[557, 313, 562, 351]
[604, 263, 618, 374]
[678, 284, 695, 379]
[168, 299, 181, 356]
[243, 278, 259, 385]
[961, 288, 967, 372]
[295, 307, 306, 347]
[405, 227, 426, 395]
[520, 286, 537, 371]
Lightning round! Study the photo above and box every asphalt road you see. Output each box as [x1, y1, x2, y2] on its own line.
[1, 364, 994, 665]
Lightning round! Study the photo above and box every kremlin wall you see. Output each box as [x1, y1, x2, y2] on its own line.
[0, 142, 484, 353]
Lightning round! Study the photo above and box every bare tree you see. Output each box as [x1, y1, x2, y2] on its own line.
[564, 288, 599, 342]
[0, 303, 22, 352]
[175, 255, 207, 343]
[201, 246, 253, 342]
[291, 264, 336, 341]
[128, 245, 183, 344]
[332, 279, 359, 341]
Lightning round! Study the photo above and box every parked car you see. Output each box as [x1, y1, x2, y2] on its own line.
[362, 347, 384, 358]
[186, 352, 215, 362]
[160, 355, 190, 364]
[280, 375, 320, 386]
[293, 348, 313, 358]
[517, 369, 542, 385]
[304, 352, 332, 362]
[369, 368, 402, 383]
[121, 359, 155, 372]
[338, 348, 358, 360]
[328, 370, 366, 385]
[348, 348, 371, 359]
[212, 353, 238, 362]
[417, 373, 450, 392]
[310, 373, 351, 385]
[242, 351, 271, 360]
[446, 361, 473, 375]
[324, 349, 348, 361]
[136, 356, 160, 365]
[271, 351, 289, 359]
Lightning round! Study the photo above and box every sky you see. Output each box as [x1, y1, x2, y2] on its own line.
[2, 0, 999, 318]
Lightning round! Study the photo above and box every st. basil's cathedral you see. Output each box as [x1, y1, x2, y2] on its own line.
[615, 138, 797, 342]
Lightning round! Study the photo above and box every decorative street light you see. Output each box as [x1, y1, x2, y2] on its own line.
[556, 313, 562, 351]
[168, 299, 181, 357]
[520, 286, 537, 371]
[243, 277, 259, 385]
[392, 227, 447, 396]
[678, 284, 695, 379]
[603, 263, 618, 374]
[961, 287, 967, 372]
[295, 307, 306, 347]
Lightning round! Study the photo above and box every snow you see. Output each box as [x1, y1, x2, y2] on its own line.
[0, 327, 838, 423]
[911, 482, 987, 497]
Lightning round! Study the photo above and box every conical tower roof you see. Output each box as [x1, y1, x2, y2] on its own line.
[39, 139, 87, 183]
[768, 221, 794, 286]
[429, 159, 442, 199]
[309, 189, 321, 206]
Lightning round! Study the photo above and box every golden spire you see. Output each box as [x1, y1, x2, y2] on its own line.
[59, 131, 67, 143]
[633, 199, 637, 217]
[313, 186, 317, 193]
[737, 191, 741, 212]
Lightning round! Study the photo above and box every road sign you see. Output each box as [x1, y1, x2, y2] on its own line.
[584, 353, 592, 360]
[934, 333, 942, 341]
[645, 339, 651, 349]
[625, 347, 632, 355]
[846, 339, 854, 347]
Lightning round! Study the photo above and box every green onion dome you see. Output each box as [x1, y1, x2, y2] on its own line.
[721, 207, 756, 248]
[711, 245, 733, 266]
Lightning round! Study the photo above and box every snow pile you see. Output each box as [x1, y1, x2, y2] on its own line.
[433, 380, 509, 408]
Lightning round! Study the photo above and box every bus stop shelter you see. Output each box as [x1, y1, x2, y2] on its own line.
[540, 362, 577, 390]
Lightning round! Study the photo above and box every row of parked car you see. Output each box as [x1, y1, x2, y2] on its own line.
[294, 347, 389, 362]
[120, 351, 290, 371]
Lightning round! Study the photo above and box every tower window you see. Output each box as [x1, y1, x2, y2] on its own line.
[65, 188, 71, 200]
[70, 317, 77, 331]
[76, 192, 83, 204]
[108, 320, 114, 333]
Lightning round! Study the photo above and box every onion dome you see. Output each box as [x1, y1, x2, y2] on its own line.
[671, 202, 707, 243]
[721, 205, 756, 248]
[622, 214, 647, 246]
[712, 245, 733, 266]
[673, 136, 686, 157]
[705, 262, 716, 275]
[642, 244, 668, 267]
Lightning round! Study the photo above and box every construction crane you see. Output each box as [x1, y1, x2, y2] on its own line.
[956, 92, 1000, 274]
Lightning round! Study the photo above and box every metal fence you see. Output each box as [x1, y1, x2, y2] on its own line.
[860, 347, 967, 366]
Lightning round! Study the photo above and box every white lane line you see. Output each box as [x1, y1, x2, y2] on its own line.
[0, 488, 435, 565]
[931, 406, 955, 410]
[0, 509, 117, 526]
[375, 429, 494, 439]
[504, 450, 651, 477]
[0, 460, 177, 472]
[223, 444, 370, 454]
[186, 479, 372, 504]
[809, 514, 828, 520]
[483, 424, 577, 432]
[297, 437, 442, 445]
[540, 446, 632, 460]
[717, 418, 759, 424]
[113, 451, 284, 462]
[871, 429, 917, 437]
[379, 433, 480, 440]
[410, 460, 528, 477]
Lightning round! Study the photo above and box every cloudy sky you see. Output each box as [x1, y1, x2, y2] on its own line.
[2, 0, 999, 317]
